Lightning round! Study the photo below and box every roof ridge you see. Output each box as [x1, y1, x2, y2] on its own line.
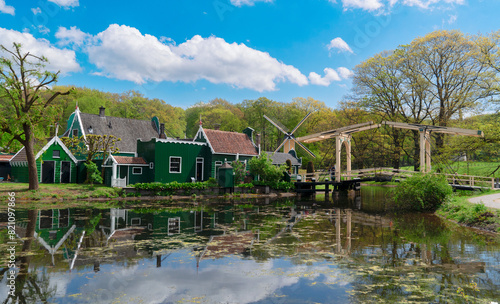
[80, 112, 154, 123]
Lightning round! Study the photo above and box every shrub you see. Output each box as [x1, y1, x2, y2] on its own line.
[392, 174, 452, 211]
[84, 161, 103, 185]
[248, 152, 285, 184]
[232, 160, 247, 184]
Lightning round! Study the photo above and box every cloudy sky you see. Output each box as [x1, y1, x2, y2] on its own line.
[0, 0, 498, 108]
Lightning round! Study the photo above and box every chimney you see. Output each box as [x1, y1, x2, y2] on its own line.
[255, 133, 261, 147]
[99, 106, 106, 117]
[160, 123, 165, 139]
[213, 123, 221, 130]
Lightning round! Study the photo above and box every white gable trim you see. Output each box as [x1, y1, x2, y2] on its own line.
[34, 137, 78, 163]
[194, 126, 215, 154]
[75, 107, 87, 141]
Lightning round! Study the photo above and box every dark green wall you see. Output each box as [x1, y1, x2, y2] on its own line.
[152, 141, 209, 183]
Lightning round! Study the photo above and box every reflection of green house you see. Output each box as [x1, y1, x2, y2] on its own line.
[10, 137, 78, 183]
[32, 209, 86, 267]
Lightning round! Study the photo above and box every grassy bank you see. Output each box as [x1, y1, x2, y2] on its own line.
[0, 183, 123, 202]
[437, 190, 500, 233]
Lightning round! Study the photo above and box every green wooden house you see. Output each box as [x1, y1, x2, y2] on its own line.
[192, 125, 260, 178]
[10, 136, 78, 183]
[119, 125, 260, 186]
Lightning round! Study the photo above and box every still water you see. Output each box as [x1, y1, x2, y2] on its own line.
[1, 187, 500, 304]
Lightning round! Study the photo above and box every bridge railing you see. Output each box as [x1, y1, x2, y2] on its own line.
[343, 168, 496, 189]
[296, 168, 496, 189]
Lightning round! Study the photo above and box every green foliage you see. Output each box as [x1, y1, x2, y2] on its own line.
[133, 181, 210, 192]
[206, 177, 219, 187]
[248, 152, 286, 184]
[438, 197, 499, 228]
[392, 174, 453, 211]
[252, 180, 295, 191]
[84, 161, 103, 184]
[232, 160, 247, 184]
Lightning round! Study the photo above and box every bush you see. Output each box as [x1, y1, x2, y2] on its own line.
[248, 152, 285, 184]
[84, 161, 103, 185]
[232, 160, 247, 184]
[392, 174, 453, 211]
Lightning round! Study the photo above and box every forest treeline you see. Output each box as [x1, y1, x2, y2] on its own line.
[2, 30, 500, 174]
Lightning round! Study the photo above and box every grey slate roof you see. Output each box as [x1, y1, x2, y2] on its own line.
[265, 152, 301, 166]
[77, 113, 160, 153]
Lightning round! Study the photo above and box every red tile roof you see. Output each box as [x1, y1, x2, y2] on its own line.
[203, 129, 258, 155]
[113, 156, 147, 165]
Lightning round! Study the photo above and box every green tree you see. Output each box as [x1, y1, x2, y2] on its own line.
[62, 134, 120, 183]
[0, 43, 71, 190]
[248, 152, 285, 183]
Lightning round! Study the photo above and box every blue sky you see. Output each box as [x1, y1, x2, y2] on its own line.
[0, 0, 498, 109]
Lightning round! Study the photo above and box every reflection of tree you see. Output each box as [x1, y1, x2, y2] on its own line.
[3, 210, 57, 304]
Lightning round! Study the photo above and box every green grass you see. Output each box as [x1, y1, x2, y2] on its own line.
[437, 190, 500, 232]
[0, 183, 123, 202]
[401, 161, 500, 177]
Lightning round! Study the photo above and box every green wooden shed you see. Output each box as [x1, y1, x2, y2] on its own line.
[10, 136, 79, 184]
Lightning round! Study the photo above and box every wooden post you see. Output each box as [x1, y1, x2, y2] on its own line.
[336, 136, 341, 182]
[346, 135, 352, 181]
[425, 131, 431, 173]
[420, 130, 425, 173]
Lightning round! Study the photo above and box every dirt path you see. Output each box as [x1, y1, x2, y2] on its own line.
[468, 193, 500, 209]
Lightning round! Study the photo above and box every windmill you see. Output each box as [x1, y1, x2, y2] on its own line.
[263, 112, 316, 158]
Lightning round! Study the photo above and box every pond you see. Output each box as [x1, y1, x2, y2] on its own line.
[1, 187, 500, 304]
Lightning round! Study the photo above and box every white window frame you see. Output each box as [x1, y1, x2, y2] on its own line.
[169, 156, 182, 173]
[52, 150, 60, 158]
[214, 161, 222, 178]
[132, 167, 142, 175]
[149, 162, 154, 169]
[196, 157, 204, 181]
[168, 217, 181, 235]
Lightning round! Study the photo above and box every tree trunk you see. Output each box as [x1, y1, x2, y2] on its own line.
[23, 125, 39, 191]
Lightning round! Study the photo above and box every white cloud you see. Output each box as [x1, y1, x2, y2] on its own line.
[447, 14, 457, 24]
[56, 26, 90, 47]
[36, 25, 50, 34]
[48, 0, 79, 8]
[341, 0, 384, 11]
[398, 0, 464, 9]
[230, 0, 273, 6]
[0, 27, 80, 74]
[327, 37, 354, 54]
[337, 67, 354, 79]
[0, 0, 14, 15]
[31, 7, 41, 15]
[68, 24, 308, 92]
[330, 0, 465, 12]
[309, 67, 352, 86]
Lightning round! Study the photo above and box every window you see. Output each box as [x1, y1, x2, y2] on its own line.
[215, 161, 223, 178]
[131, 218, 141, 226]
[149, 162, 154, 169]
[52, 150, 60, 158]
[169, 157, 181, 173]
[168, 217, 181, 235]
[132, 167, 142, 175]
[72, 129, 78, 137]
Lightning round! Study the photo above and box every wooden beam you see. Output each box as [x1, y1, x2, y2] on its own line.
[383, 121, 484, 137]
[297, 121, 379, 143]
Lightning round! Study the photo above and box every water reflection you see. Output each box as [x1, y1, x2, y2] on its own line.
[1, 188, 499, 303]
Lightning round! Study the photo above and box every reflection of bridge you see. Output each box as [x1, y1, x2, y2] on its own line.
[295, 121, 497, 190]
